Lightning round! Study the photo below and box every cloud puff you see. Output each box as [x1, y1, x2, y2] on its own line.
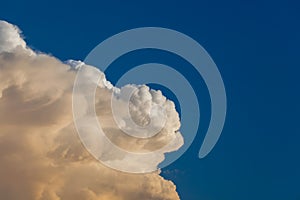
[0, 20, 182, 199]
[72, 61, 183, 173]
[0, 21, 27, 53]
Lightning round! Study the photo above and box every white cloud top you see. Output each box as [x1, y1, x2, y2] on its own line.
[0, 20, 27, 53]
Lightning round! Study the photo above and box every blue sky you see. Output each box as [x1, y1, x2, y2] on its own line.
[1, 0, 299, 199]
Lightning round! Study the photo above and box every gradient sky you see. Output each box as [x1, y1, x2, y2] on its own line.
[1, 0, 299, 199]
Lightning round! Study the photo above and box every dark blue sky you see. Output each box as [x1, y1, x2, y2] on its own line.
[1, 0, 300, 199]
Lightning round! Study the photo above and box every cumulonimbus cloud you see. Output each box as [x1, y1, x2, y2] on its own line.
[0, 20, 182, 199]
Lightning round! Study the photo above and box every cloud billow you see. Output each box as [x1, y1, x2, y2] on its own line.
[0, 20, 182, 200]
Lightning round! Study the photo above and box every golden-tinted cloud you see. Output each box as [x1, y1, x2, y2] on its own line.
[0, 21, 181, 200]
